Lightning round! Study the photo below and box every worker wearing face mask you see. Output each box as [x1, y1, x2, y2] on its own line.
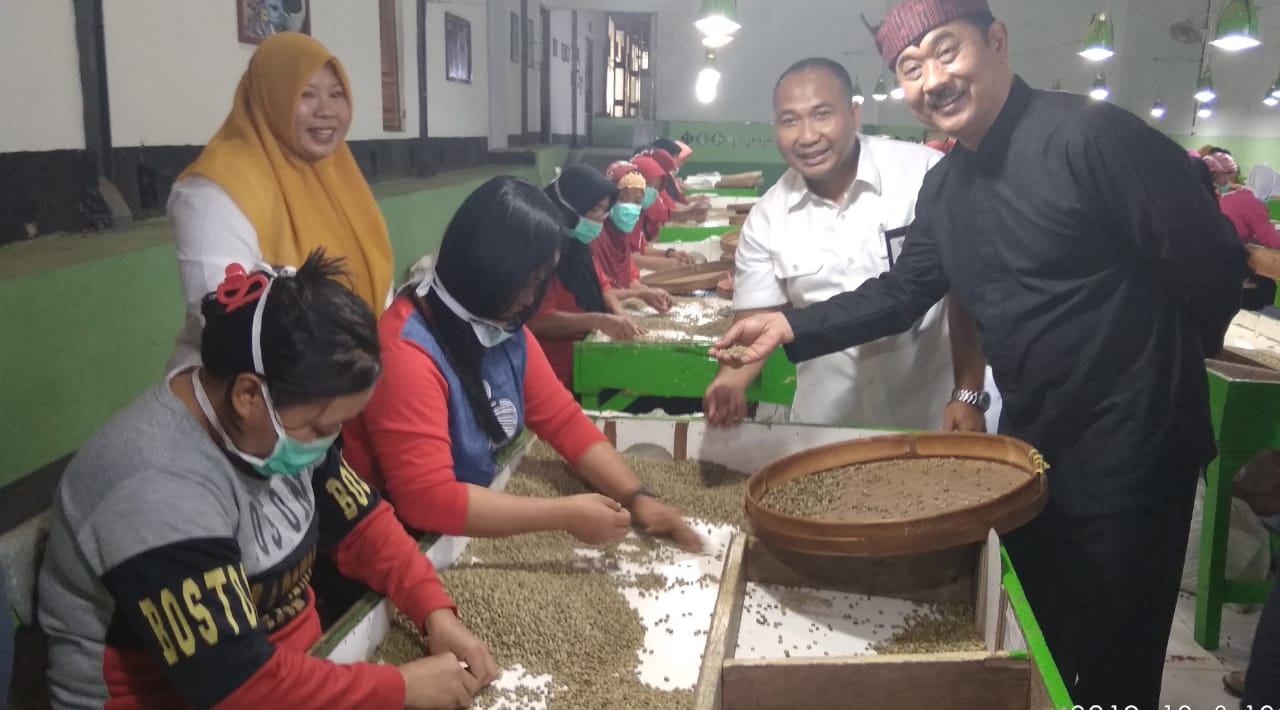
[342, 177, 702, 554]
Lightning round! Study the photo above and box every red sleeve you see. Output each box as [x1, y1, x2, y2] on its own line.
[1244, 195, 1280, 249]
[331, 498, 456, 624]
[356, 337, 472, 536]
[534, 278, 574, 319]
[595, 262, 614, 293]
[521, 329, 607, 465]
[660, 191, 678, 210]
[629, 259, 641, 286]
[215, 648, 404, 710]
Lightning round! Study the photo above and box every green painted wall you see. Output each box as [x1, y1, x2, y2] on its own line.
[0, 150, 566, 488]
[1168, 134, 1280, 176]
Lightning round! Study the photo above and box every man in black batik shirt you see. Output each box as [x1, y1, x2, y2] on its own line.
[711, 1, 1247, 708]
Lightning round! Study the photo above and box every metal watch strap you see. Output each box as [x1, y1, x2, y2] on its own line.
[950, 388, 988, 411]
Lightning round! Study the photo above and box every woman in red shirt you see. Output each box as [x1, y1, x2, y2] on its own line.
[528, 165, 666, 389]
[1206, 152, 1280, 250]
[344, 176, 701, 552]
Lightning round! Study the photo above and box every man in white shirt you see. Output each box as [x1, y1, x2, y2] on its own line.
[704, 57, 995, 430]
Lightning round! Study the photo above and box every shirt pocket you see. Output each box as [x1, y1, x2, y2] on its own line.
[882, 225, 910, 268]
[772, 247, 826, 281]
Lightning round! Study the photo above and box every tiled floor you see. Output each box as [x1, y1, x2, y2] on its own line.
[1159, 591, 1258, 708]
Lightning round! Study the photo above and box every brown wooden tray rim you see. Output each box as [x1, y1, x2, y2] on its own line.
[744, 433, 1048, 557]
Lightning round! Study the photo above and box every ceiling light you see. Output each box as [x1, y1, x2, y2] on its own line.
[701, 34, 734, 49]
[1150, 101, 1166, 119]
[1078, 12, 1116, 61]
[852, 79, 865, 105]
[1089, 73, 1110, 100]
[1264, 94, 1279, 107]
[1197, 103, 1214, 119]
[695, 51, 720, 104]
[890, 77, 905, 100]
[695, 0, 740, 37]
[1194, 72, 1217, 103]
[872, 76, 888, 102]
[1270, 73, 1280, 98]
[1210, 0, 1261, 51]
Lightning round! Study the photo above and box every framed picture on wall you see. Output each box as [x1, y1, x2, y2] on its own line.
[445, 12, 472, 83]
[237, 0, 310, 45]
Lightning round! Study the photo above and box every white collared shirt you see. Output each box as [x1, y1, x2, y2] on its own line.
[734, 135, 966, 429]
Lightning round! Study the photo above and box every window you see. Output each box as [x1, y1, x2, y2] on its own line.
[606, 15, 649, 118]
[379, 0, 402, 131]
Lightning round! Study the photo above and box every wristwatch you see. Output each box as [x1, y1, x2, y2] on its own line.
[950, 388, 991, 413]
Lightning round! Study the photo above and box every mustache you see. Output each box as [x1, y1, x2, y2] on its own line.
[925, 86, 965, 110]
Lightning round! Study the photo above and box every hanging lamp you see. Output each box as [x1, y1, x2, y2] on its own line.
[1089, 73, 1110, 100]
[1210, 0, 1261, 52]
[852, 78, 865, 105]
[1150, 101, 1167, 119]
[1078, 12, 1116, 61]
[695, 51, 721, 104]
[889, 75, 905, 100]
[695, 0, 740, 37]
[871, 75, 889, 101]
[1194, 72, 1217, 103]
[1197, 103, 1214, 119]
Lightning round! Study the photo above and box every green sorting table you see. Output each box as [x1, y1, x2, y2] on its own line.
[1195, 355, 1280, 649]
[573, 339, 796, 412]
[687, 187, 762, 198]
[658, 223, 739, 243]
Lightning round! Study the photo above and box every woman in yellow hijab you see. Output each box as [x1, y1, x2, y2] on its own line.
[168, 32, 393, 369]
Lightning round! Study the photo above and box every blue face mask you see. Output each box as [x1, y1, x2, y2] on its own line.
[1218, 183, 1233, 195]
[642, 187, 659, 209]
[193, 369, 337, 477]
[610, 203, 643, 232]
[571, 217, 604, 244]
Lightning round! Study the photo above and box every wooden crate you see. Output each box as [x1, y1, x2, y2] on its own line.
[311, 420, 1069, 710]
[692, 534, 1072, 710]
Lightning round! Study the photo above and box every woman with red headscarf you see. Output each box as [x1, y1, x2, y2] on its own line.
[1205, 152, 1280, 250]
[590, 163, 677, 305]
[627, 156, 696, 271]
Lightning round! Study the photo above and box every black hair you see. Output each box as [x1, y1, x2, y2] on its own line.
[651, 138, 681, 156]
[1208, 146, 1233, 156]
[631, 145, 652, 158]
[557, 240, 607, 314]
[200, 249, 380, 408]
[425, 176, 563, 442]
[958, 11, 997, 37]
[774, 57, 854, 102]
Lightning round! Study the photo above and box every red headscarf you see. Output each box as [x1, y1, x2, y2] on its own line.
[591, 163, 644, 288]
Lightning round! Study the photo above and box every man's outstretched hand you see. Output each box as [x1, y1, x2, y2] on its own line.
[708, 312, 795, 367]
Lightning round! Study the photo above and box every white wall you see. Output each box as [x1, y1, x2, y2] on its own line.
[0, 0, 85, 151]
[550, 0, 1280, 140]
[496, 0, 524, 139]
[426, 0, 490, 137]
[102, 0, 420, 147]
[549, 10, 574, 136]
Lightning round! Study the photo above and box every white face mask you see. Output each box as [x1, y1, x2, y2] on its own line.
[418, 275, 518, 347]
